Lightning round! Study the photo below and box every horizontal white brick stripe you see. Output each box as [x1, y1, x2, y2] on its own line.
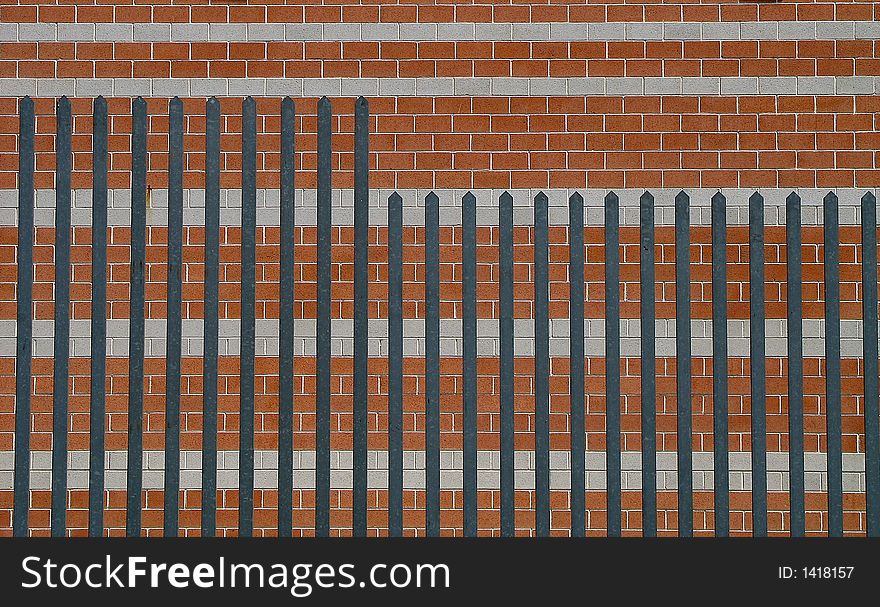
[5, 318, 869, 359]
[0, 450, 866, 493]
[3, 21, 879, 43]
[2, 189, 877, 228]
[3, 76, 879, 98]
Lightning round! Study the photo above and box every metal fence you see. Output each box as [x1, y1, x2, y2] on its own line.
[10, 95, 880, 537]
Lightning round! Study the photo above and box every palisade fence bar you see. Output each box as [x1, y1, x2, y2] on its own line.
[787, 192, 805, 538]
[711, 191, 729, 537]
[7, 94, 880, 538]
[126, 97, 147, 538]
[87, 96, 107, 538]
[201, 97, 220, 537]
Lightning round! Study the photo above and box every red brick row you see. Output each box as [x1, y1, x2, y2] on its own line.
[0, 96, 878, 189]
[0, 355, 868, 454]
[0, 489, 869, 537]
[3, 41, 880, 79]
[1, 225, 870, 321]
[5, 40, 880, 61]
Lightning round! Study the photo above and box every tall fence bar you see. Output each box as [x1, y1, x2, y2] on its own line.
[315, 96, 332, 538]
[50, 96, 71, 537]
[87, 96, 108, 537]
[12, 96, 34, 538]
[353, 97, 369, 537]
[125, 98, 147, 538]
[163, 97, 184, 537]
[201, 97, 221, 537]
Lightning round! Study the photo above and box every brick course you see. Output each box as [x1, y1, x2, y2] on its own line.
[0, 96, 878, 190]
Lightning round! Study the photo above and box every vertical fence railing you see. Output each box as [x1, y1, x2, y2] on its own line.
[425, 191, 441, 537]
[640, 191, 657, 537]
[279, 97, 296, 538]
[8, 95, 880, 538]
[88, 96, 108, 538]
[240, 96, 257, 538]
[675, 191, 692, 538]
[315, 96, 332, 538]
[749, 192, 767, 537]
[603, 192, 620, 537]
[569, 192, 586, 538]
[864, 192, 880, 538]
[388, 192, 404, 538]
[201, 97, 221, 537]
[462, 192, 478, 537]
[534, 192, 550, 537]
[825, 192, 843, 537]
[353, 96, 370, 538]
[126, 98, 147, 538]
[164, 97, 184, 536]
[499, 191, 514, 537]
[50, 97, 71, 538]
[711, 191, 729, 537]
[13, 96, 34, 538]
[787, 192, 805, 537]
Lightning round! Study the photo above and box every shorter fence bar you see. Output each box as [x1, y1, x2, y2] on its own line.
[824, 192, 843, 537]
[388, 192, 404, 537]
[640, 191, 657, 537]
[675, 191, 692, 537]
[462, 192, 478, 537]
[749, 192, 767, 537]
[863, 192, 880, 538]
[535, 192, 550, 537]
[786, 192, 805, 537]
[711, 191, 729, 537]
[569, 192, 586, 538]
[500, 191, 515, 537]
[426, 191, 440, 537]
[604, 191, 620, 538]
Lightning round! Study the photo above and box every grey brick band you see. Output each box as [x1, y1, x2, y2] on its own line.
[3, 189, 877, 228]
[3, 76, 879, 98]
[3, 318, 869, 359]
[0, 450, 865, 493]
[4, 21, 879, 43]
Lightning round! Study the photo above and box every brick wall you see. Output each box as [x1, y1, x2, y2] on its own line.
[0, 0, 878, 537]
